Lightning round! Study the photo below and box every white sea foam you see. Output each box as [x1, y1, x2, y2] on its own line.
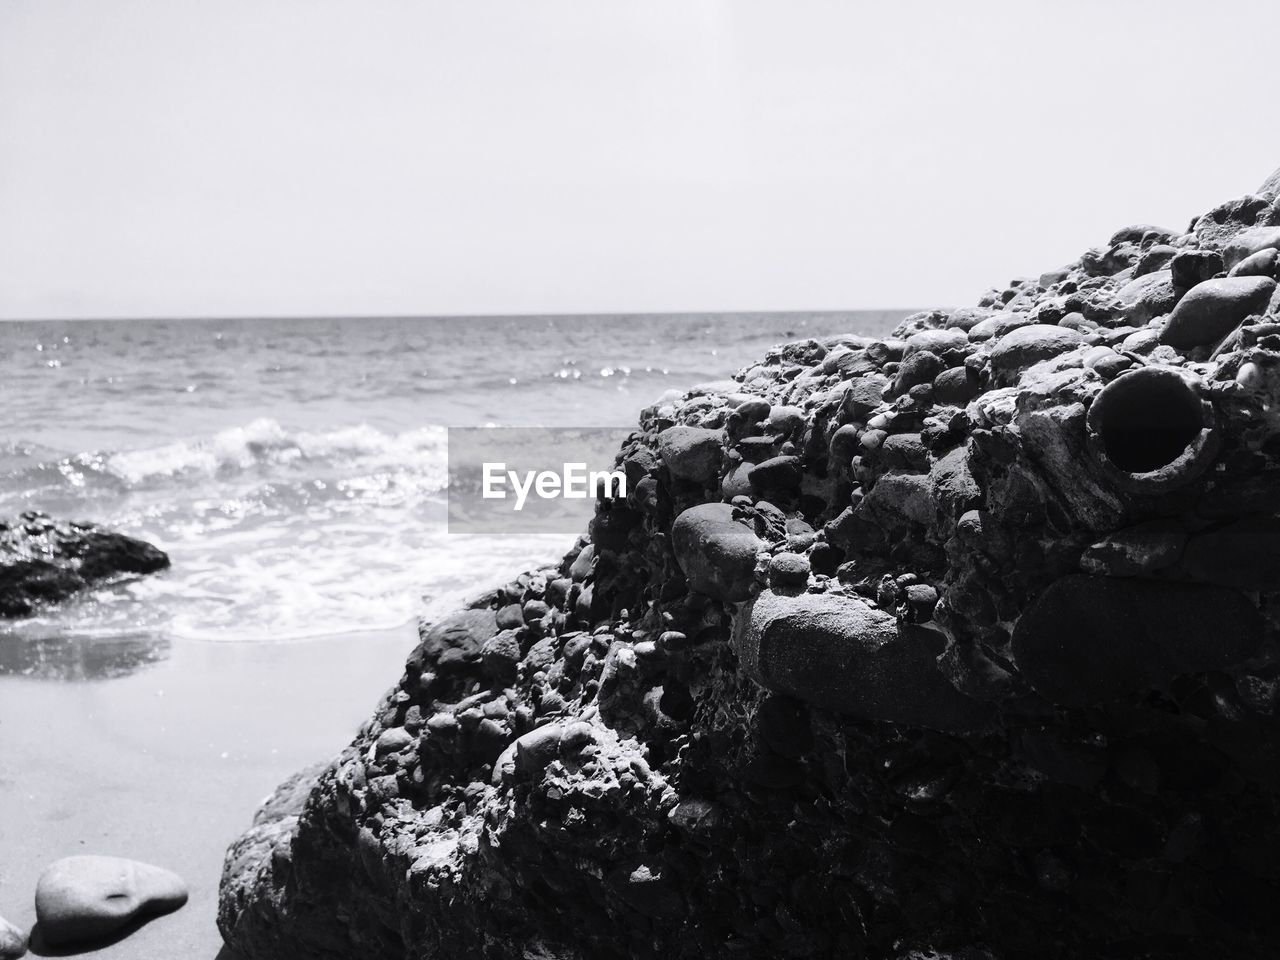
[2, 417, 568, 644]
[104, 418, 448, 486]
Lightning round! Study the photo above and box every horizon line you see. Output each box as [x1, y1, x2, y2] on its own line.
[0, 306, 927, 324]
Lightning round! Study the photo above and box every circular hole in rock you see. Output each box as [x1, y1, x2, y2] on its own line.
[1093, 369, 1203, 474]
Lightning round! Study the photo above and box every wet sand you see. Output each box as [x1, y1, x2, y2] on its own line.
[0, 622, 418, 958]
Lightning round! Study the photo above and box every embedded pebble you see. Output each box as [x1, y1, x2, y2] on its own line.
[767, 552, 810, 588]
[657, 425, 724, 483]
[989, 324, 1085, 384]
[670, 503, 763, 603]
[1229, 247, 1279, 279]
[732, 589, 990, 730]
[480, 630, 522, 683]
[1159, 276, 1276, 348]
[1222, 224, 1280, 271]
[931, 366, 979, 405]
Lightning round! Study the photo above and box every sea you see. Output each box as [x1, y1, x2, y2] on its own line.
[0, 312, 903, 676]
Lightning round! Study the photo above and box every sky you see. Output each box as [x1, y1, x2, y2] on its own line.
[1, 0, 1279, 320]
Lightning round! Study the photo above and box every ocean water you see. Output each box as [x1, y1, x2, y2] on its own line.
[0, 312, 903, 675]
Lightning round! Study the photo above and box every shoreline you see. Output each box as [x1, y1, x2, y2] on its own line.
[0, 622, 419, 958]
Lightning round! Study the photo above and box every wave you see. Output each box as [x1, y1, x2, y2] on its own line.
[0, 419, 450, 497]
[0, 417, 555, 644]
[104, 418, 448, 485]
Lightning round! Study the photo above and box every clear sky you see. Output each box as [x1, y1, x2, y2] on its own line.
[2, 0, 1279, 320]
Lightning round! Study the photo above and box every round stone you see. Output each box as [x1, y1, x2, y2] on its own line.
[480, 630, 522, 684]
[989, 324, 1085, 385]
[932, 366, 979, 405]
[657, 425, 724, 483]
[1159, 276, 1275, 348]
[35, 856, 188, 947]
[767, 552, 811, 588]
[671, 503, 763, 603]
[731, 589, 990, 731]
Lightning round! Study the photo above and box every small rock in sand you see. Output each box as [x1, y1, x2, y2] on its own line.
[0, 916, 26, 959]
[35, 856, 188, 947]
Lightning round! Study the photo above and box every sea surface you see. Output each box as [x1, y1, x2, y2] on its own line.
[0, 312, 903, 677]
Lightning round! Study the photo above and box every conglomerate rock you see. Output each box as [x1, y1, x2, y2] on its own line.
[0, 511, 170, 617]
[221, 171, 1280, 959]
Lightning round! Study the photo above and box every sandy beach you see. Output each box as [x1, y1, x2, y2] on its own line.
[0, 622, 418, 958]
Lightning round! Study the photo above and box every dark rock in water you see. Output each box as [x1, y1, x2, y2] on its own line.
[219, 170, 1280, 960]
[0, 511, 169, 618]
[0, 917, 26, 959]
[1159, 276, 1275, 348]
[35, 856, 187, 947]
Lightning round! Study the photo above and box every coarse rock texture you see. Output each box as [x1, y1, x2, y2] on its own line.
[222, 170, 1280, 959]
[34, 856, 187, 947]
[0, 511, 169, 617]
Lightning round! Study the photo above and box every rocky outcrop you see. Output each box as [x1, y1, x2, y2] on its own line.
[0, 511, 169, 617]
[221, 170, 1280, 959]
